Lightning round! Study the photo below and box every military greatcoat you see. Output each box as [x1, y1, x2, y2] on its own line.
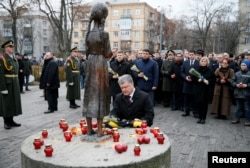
[0, 54, 22, 117]
[66, 57, 81, 100]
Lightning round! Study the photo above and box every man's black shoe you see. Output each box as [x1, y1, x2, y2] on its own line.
[182, 114, 190, 117]
[11, 121, 21, 127]
[197, 119, 202, 124]
[70, 105, 77, 109]
[4, 123, 11, 129]
[74, 104, 80, 108]
[44, 110, 54, 114]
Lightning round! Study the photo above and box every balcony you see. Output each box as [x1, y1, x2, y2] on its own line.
[120, 14, 131, 19]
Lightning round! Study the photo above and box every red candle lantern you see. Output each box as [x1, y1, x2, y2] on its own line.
[113, 131, 120, 142]
[33, 137, 42, 149]
[44, 144, 53, 157]
[141, 120, 147, 128]
[81, 125, 88, 135]
[157, 132, 165, 144]
[153, 127, 160, 138]
[59, 119, 66, 129]
[79, 119, 86, 127]
[61, 122, 69, 132]
[42, 129, 48, 138]
[92, 122, 97, 128]
[112, 128, 118, 135]
[64, 131, 72, 142]
[134, 144, 141, 156]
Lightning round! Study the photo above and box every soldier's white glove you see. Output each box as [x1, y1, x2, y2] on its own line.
[69, 82, 74, 86]
[1, 90, 8, 95]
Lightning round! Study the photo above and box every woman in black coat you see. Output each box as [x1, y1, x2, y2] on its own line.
[191, 57, 215, 124]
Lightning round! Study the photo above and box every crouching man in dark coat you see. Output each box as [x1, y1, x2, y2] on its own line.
[110, 74, 154, 126]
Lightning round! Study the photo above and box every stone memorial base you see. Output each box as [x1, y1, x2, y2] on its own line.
[21, 125, 171, 168]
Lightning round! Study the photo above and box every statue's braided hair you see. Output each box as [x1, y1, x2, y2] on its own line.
[85, 3, 108, 57]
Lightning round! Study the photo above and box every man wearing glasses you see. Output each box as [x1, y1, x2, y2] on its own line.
[0, 40, 22, 129]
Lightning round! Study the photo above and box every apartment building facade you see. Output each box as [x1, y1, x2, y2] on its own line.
[238, 0, 250, 53]
[0, 10, 56, 57]
[72, 0, 171, 53]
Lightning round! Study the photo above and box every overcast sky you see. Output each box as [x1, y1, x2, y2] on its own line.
[140, 0, 238, 19]
[49, 0, 238, 19]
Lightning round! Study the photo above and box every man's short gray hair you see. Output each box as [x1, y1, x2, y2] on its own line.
[118, 74, 134, 85]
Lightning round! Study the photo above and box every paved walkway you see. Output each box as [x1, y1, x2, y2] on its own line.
[0, 82, 250, 168]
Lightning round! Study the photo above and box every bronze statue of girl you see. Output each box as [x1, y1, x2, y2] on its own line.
[83, 2, 112, 137]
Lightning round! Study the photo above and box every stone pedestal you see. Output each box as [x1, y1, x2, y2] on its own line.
[21, 125, 171, 168]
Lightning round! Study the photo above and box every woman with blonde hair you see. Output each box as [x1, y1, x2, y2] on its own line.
[191, 57, 215, 124]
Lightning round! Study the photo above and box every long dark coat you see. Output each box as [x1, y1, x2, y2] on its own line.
[211, 67, 234, 116]
[170, 61, 183, 93]
[161, 59, 173, 92]
[39, 58, 60, 90]
[0, 54, 22, 117]
[109, 60, 131, 96]
[66, 57, 81, 100]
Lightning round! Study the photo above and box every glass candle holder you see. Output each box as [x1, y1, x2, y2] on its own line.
[64, 131, 72, 142]
[59, 119, 66, 129]
[44, 144, 53, 157]
[42, 129, 48, 138]
[113, 131, 120, 142]
[79, 119, 86, 127]
[62, 122, 69, 132]
[157, 132, 165, 144]
[141, 120, 147, 128]
[81, 125, 88, 135]
[134, 144, 141, 156]
[33, 137, 42, 149]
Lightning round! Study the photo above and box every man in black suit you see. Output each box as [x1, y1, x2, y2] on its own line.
[39, 52, 60, 113]
[181, 50, 199, 117]
[110, 74, 154, 126]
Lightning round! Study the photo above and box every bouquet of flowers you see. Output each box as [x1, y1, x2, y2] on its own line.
[189, 68, 203, 80]
[130, 65, 148, 81]
[108, 67, 118, 76]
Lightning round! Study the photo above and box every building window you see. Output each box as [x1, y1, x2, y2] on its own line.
[122, 9, 131, 17]
[245, 38, 250, 44]
[135, 9, 140, 15]
[134, 42, 140, 48]
[43, 38, 48, 44]
[82, 31, 86, 38]
[43, 29, 47, 36]
[113, 31, 118, 37]
[112, 20, 120, 27]
[113, 42, 118, 48]
[74, 22, 78, 28]
[43, 20, 47, 26]
[246, 26, 250, 32]
[113, 10, 119, 16]
[74, 42, 79, 48]
[121, 30, 130, 36]
[74, 32, 79, 38]
[135, 31, 140, 37]
[82, 22, 88, 29]
[134, 20, 141, 27]
[247, 12, 250, 19]
[247, 0, 250, 6]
